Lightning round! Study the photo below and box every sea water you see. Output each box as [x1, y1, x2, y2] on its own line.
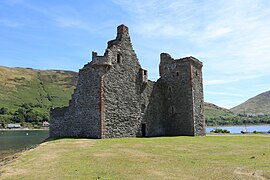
[0, 130, 49, 160]
[206, 125, 270, 133]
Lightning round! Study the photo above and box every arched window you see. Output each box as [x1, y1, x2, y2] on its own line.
[176, 71, 179, 76]
[117, 54, 121, 63]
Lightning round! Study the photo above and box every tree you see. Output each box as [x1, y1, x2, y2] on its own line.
[0, 107, 9, 115]
[21, 103, 31, 110]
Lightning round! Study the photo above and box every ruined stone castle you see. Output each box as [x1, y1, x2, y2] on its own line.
[50, 25, 205, 138]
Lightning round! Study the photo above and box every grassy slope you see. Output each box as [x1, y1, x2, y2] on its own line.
[231, 91, 270, 115]
[0, 66, 77, 113]
[1, 136, 269, 179]
[204, 102, 234, 119]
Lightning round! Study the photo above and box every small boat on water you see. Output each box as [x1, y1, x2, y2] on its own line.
[241, 125, 250, 134]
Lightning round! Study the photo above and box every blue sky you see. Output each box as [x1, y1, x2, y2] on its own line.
[1, 0, 270, 109]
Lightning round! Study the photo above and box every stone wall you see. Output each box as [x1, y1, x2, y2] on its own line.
[154, 54, 205, 136]
[102, 25, 154, 138]
[49, 107, 68, 137]
[190, 60, 205, 136]
[161, 60, 194, 136]
[50, 64, 103, 138]
[143, 80, 165, 136]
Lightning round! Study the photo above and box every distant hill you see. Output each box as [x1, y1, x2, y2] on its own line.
[231, 91, 270, 115]
[204, 102, 234, 119]
[0, 66, 78, 113]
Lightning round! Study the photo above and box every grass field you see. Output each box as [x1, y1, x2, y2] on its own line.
[0, 135, 269, 180]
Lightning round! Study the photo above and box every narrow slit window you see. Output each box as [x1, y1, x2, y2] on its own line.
[117, 54, 121, 63]
[176, 71, 179, 76]
[170, 106, 174, 114]
[168, 86, 172, 92]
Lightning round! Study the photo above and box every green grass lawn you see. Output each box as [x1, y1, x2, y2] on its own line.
[1, 136, 269, 179]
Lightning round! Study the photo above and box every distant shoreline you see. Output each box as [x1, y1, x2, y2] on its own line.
[0, 128, 49, 131]
[207, 124, 270, 128]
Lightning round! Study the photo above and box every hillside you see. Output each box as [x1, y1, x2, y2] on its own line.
[231, 91, 270, 115]
[0, 66, 77, 110]
[204, 101, 270, 126]
[0, 66, 77, 126]
[204, 102, 234, 119]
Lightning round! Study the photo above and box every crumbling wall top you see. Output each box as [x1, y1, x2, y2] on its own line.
[159, 53, 203, 77]
[117, 24, 129, 39]
[108, 24, 131, 48]
[176, 56, 203, 68]
[160, 53, 173, 64]
[91, 50, 112, 67]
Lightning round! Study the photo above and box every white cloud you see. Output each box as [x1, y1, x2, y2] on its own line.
[200, 27, 233, 41]
[54, 17, 92, 30]
[0, 18, 21, 27]
[206, 91, 243, 97]
[204, 80, 228, 85]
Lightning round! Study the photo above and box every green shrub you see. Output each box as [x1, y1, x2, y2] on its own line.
[0, 107, 9, 115]
[210, 129, 230, 133]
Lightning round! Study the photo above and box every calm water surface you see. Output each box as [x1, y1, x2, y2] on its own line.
[0, 130, 49, 159]
[206, 125, 270, 133]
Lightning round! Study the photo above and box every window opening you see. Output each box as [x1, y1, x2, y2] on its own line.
[117, 54, 121, 63]
[144, 70, 147, 75]
[171, 106, 175, 114]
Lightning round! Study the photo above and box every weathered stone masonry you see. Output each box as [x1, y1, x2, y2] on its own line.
[50, 25, 205, 138]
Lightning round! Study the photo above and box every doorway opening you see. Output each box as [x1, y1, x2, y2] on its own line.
[141, 124, 146, 137]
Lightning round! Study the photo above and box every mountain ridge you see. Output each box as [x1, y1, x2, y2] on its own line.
[231, 90, 270, 115]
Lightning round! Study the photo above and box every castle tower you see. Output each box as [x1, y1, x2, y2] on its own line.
[158, 53, 205, 136]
